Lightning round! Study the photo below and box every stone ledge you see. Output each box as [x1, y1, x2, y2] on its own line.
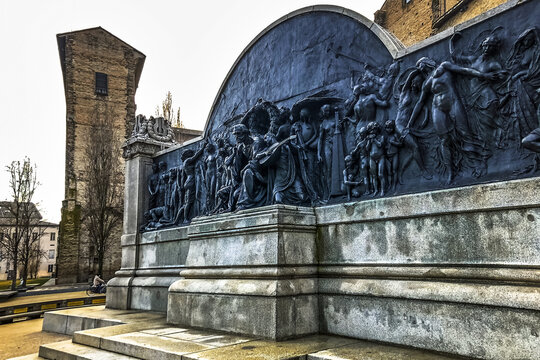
[315, 177, 540, 225]
[140, 227, 189, 244]
[179, 266, 318, 279]
[319, 278, 540, 311]
[318, 265, 540, 284]
[169, 278, 318, 297]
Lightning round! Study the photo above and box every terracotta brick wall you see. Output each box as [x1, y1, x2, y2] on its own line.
[376, 0, 510, 46]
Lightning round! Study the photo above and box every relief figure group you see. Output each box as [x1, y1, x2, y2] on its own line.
[142, 26, 540, 230]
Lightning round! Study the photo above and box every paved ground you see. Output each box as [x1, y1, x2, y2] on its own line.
[14, 284, 89, 298]
[0, 291, 90, 308]
[0, 318, 70, 359]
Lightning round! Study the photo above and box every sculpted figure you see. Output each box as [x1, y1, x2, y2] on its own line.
[178, 143, 207, 223]
[506, 27, 540, 140]
[409, 57, 459, 184]
[351, 127, 371, 195]
[447, 34, 508, 148]
[521, 100, 540, 171]
[342, 155, 362, 201]
[165, 168, 181, 224]
[408, 57, 489, 183]
[203, 143, 218, 212]
[366, 122, 387, 195]
[349, 72, 389, 132]
[229, 124, 254, 211]
[291, 108, 320, 202]
[150, 171, 169, 225]
[141, 161, 169, 229]
[260, 125, 307, 205]
[384, 120, 403, 190]
[237, 135, 269, 210]
[155, 161, 168, 208]
[269, 107, 291, 136]
[395, 71, 431, 179]
[317, 104, 336, 199]
[148, 163, 160, 209]
[214, 135, 230, 196]
[378, 61, 401, 101]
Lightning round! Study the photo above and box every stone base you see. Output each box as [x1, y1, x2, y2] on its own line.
[320, 289, 540, 359]
[107, 273, 180, 312]
[167, 205, 318, 340]
[109, 177, 540, 358]
[168, 278, 318, 340]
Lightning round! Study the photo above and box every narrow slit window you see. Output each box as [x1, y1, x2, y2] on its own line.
[95, 72, 108, 95]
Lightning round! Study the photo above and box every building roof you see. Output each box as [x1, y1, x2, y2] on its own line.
[56, 26, 146, 92]
[0, 201, 43, 225]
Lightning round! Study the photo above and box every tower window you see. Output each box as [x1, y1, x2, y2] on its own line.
[95, 72, 108, 95]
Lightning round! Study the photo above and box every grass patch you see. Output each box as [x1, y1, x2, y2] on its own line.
[0, 277, 50, 291]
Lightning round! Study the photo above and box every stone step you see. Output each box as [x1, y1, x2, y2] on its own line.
[307, 340, 461, 360]
[38, 340, 138, 360]
[70, 322, 466, 360]
[76, 329, 225, 360]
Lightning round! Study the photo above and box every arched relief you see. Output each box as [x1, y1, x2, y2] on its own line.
[204, 6, 401, 136]
[144, 1, 540, 230]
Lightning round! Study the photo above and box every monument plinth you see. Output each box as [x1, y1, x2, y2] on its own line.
[167, 205, 318, 340]
[105, 1, 540, 359]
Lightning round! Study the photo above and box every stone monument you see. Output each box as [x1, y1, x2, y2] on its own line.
[107, 1, 540, 359]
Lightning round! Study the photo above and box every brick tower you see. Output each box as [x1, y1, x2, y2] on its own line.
[56, 27, 145, 283]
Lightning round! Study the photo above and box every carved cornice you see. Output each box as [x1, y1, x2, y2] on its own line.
[122, 137, 173, 160]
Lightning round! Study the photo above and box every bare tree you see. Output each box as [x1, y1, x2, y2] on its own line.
[82, 104, 123, 277]
[155, 91, 183, 128]
[28, 240, 46, 279]
[0, 158, 40, 290]
[18, 210, 46, 285]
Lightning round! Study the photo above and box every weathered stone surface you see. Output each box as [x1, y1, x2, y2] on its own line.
[39, 340, 138, 360]
[108, 142, 181, 311]
[307, 340, 459, 359]
[320, 295, 540, 360]
[33, 307, 466, 359]
[182, 335, 358, 360]
[167, 205, 319, 340]
[100, 332, 210, 360]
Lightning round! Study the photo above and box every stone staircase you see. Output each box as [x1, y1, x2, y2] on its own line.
[12, 326, 463, 359]
[9, 307, 464, 360]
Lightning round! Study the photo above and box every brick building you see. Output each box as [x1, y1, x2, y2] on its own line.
[375, 0, 509, 46]
[56, 27, 202, 284]
[56, 27, 145, 284]
[0, 202, 59, 281]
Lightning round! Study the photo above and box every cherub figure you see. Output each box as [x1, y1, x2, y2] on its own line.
[342, 155, 362, 201]
[366, 122, 387, 196]
[384, 120, 403, 190]
[351, 127, 371, 195]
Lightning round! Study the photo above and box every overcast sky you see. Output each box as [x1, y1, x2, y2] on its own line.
[0, 0, 384, 222]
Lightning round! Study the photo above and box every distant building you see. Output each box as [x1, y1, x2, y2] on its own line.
[374, 0, 509, 46]
[173, 127, 203, 144]
[56, 27, 201, 284]
[0, 202, 59, 280]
